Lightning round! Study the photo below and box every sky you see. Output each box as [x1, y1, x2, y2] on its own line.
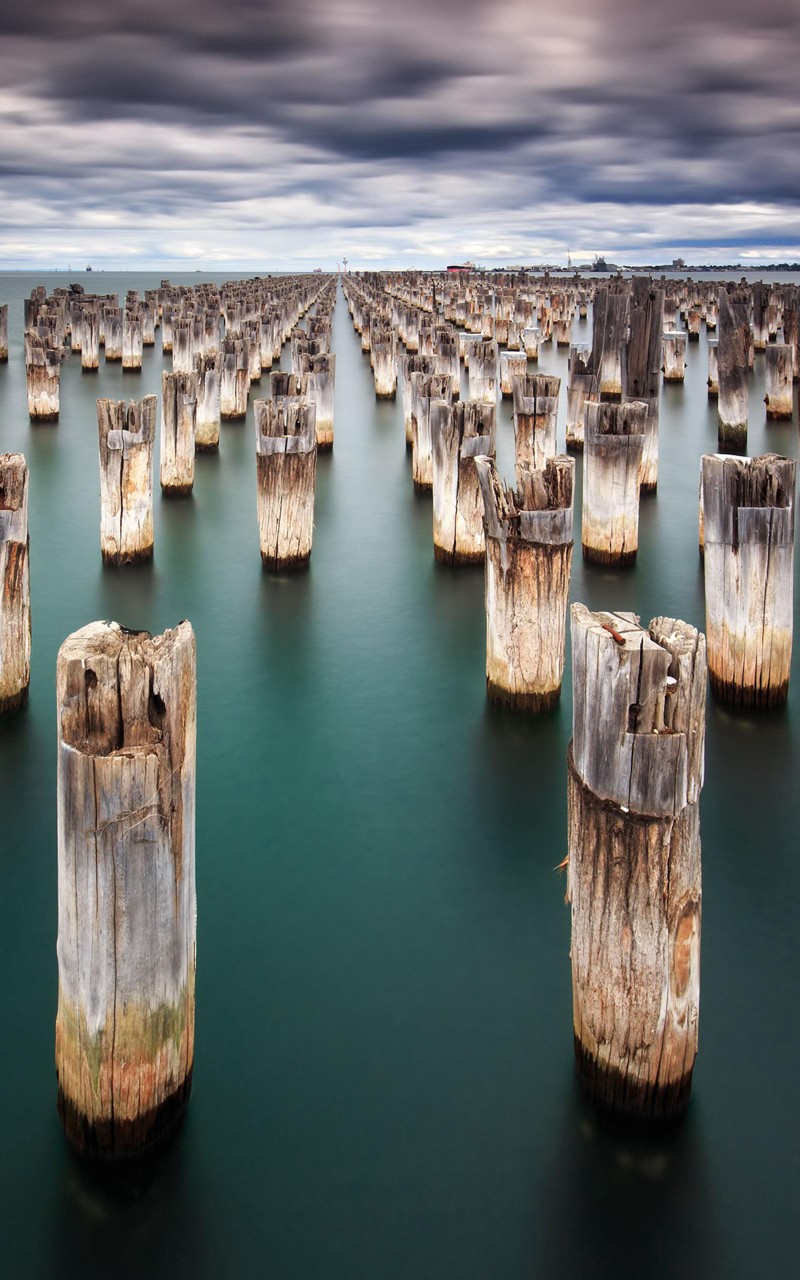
[0, 0, 798, 270]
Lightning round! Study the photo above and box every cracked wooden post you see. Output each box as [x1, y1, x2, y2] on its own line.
[500, 350, 528, 399]
[55, 619, 196, 1157]
[254, 398, 317, 571]
[25, 336, 60, 421]
[0, 303, 9, 361]
[591, 285, 629, 397]
[582, 400, 646, 566]
[0, 454, 31, 713]
[661, 331, 686, 382]
[702, 453, 795, 708]
[194, 353, 221, 452]
[475, 454, 574, 711]
[717, 288, 750, 453]
[97, 396, 156, 565]
[122, 309, 143, 372]
[411, 372, 452, 492]
[104, 307, 122, 362]
[512, 373, 560, 482]
[430, 400, 495, 564]
[300, 353, 335, 449]
[372, 330, 398, 399]
[161, 372, 197, 495]
[764, 345, 793, 419]
[401, 355, 434, 446]
[467, 340, 498, 404]
[567, 604, 705, 1118]
[220, 338, 250, 420]
[566, 347, 594, 452]
[624, 278, 664, 492]
[80, 310, 100, 372]
[522, 326, 540, 360]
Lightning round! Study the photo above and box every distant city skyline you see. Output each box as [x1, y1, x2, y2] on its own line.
[1, 0, 798, 269]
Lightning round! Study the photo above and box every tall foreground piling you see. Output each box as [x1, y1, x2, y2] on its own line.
[97, 397, 156, 564]
[702, 453, 795, 708]
[624, 278, 664, 491]
[567, 604, 705, 1117]
[0, 454, 31, 713]
[55, 620, 197, 1156]
[475, 455, 574, 711]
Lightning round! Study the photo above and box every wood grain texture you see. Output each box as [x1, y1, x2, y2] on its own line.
[97, 396, 156, 565]
[254, 398, 317, 570]
[55, 620, 197, 1156]
[0, 454, 31, 712]
[582, 400, 646, 566]
[160, 372, 197, 494]
[431, 400, 495, 564]
[567, 605, 705, 1116]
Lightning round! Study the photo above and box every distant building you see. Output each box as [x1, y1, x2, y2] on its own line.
[672, 258, 686, 270]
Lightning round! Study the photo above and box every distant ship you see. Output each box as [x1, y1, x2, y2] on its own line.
[85, 265, 93, 272]
[446, 261, 476, 272]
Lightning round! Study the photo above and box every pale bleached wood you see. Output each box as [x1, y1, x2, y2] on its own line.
[430, 400, 495, 564]
[104, 307, 122, 362]
[702, 452, 795, 707]
[0, 303, 7, 361]
[707, 339, 718, 397]
[567, 604, 705, 1117]
[764, 344, 793, 418]
[97, 396, 156, 564]
[299, 353, 335, 448]
[661, 331, 686, 381]
[220, 338, 250, 420]
[591, 284, 629, 397]
[500, 350, 528, 398]
[625, 278, 664, 491]
[467, 340, 498, 404]
[717, 288, 750, 452]
[56, 619, 196, 1156]
[401, 355, 434, 444]
[254, 398, 317, 570]
[160, 372, 197, 495]
[25, 335, 60, 421]
[0, 454, 31, 712]
[122, 309, 143, 372]
[582, 400, 646, 566]
[410, 372, 452, 491]
[475, 454, 574, 711]
[194, 353, 222, 451]
[512, 373, 561, 481]
[80, 309, 100, 372]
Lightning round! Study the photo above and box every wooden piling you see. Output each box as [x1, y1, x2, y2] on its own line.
[97, 396, 156, 565]
[702, 453, 795, 708]
[254, 398, 317, 570]
[411, 373, 452, 491]
[717, 288, 750, 453]
[707, 340, 718, 397]
[582, 400, 646, 566]
[764, 344, 793, 419]
[0, 454, 31, 712]
[512, 373, 561, 481]
[55, 619, 196, 1156]
[624, 278, 664, 491]
[161, 372, 197, 495]
[220, 338, 250, 420]
[81, 310, 100, 372]
[25, 336, 60, 421]
[430, 400, 495, 564]
[475, 455, 574, 711]
[500, 350, 528, 399]
[194, 353, 222, 452]
[0, 303, 8, 361]
[567, 604, 705, 1117]
[661, 332, 686, 382]
[122, 309, 143, 372]
[300, 353, 335, 449]
[591, 285, 629, 397]
[467, 340, 498, 404]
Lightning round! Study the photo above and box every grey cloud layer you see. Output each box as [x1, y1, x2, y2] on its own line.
[0, 0, 798, 264]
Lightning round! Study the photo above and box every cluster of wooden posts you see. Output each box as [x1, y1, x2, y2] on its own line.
[340, 267, 797, 1116]
[0, 266, 797, 1156]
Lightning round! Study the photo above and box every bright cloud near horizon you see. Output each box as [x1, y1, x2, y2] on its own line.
[1, 0, 798, 270]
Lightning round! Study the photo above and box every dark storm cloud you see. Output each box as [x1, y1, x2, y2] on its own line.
[0, 0, 798, 264]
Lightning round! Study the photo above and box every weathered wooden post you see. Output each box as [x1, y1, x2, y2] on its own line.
[475, 455, 574, 710]
[104, 307, 122, 362]
[567, 604, 705, 1117]
[55, 619, 196, 1156]
[566, 347, 594, 452]
[80, 310, 100, 372]
[717, 288, 750, 452]
[707, 340, 719, 397]
[194, 353, 221, 451]
[430, 400, 495, 564]
[512, 374, 560, 480]
[25, 336, 60, 421]
[401, 355, 434, 445]
[0, 454, 31, 712]
[624, 277, 664, 491]
[122, 309, 143, 372]
[220, 338, 250, 420]
[97, 396, 156, 564]
[661, 331, 686, 381]
[702, 453, 795, 708]
[0, 303, 8, 361]
[764, 345, 793, 419]
[500, 350, 528, 399]
[411, 372, 452, 491]
[372, 331, 398, 399]
[468, 340, 498, 404]
[522, 326, 540, 360]
[254, 398, 317, 570]
[591, 284, 629, 397]
[161, 372, 197, 495]
[582, 400, 646, 566]
[301, 353, 335, 449]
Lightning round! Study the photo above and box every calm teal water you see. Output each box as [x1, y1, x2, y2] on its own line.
[0, 272, 797, 1279]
